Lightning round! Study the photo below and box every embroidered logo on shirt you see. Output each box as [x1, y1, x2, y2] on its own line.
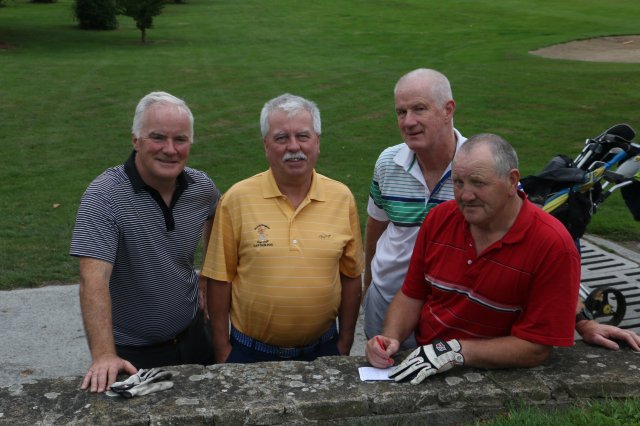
[319, 233, 332, 239]
[254, 224, 274, 247]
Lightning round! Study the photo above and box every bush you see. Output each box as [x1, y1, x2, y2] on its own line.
[74, 0, 117, 30]
[117, 0, 164, 42]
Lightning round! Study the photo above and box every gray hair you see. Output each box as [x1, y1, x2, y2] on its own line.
[260, 93, 321, 138]
[132, 91, 194, 141]
[394, 68, 453, 108]
[458, 133, 519, 177]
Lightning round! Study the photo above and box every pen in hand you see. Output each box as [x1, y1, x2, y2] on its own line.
[375, 336, 393, 365]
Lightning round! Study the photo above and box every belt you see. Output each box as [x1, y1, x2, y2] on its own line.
[118, 320, 194, 351]
[145, 326, 190, 349]
[230, 324, 338, 359]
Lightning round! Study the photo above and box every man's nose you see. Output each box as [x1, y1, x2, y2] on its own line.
[162, 139, 179, 154]
[286, 136, 301, 151]
[402, 110, 418, 127]
[458, 186, 475, 201]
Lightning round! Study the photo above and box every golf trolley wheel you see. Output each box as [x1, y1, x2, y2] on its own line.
[584, 288, 626, 326]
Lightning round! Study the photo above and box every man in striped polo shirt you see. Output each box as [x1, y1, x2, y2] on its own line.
[70, 92, 220, 392]
[363, 68, 466, 349]
[363, 68, 640, 353]
[202, 93, 364, 363]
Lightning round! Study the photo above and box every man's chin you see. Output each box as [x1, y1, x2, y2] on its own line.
[155, 164, 184, 178]
[461, 209, 484, 222]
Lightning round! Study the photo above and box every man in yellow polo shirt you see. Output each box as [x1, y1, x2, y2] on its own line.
[202, 93, 364, 363]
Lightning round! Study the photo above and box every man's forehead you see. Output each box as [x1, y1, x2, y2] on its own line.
[453, 148, 495, 171]
[394, 91, 432, 108]
[269, 110, 313, 131]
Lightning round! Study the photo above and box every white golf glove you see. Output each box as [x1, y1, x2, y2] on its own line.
[109, 368, 174, 398]
[389, 339, 464, 385]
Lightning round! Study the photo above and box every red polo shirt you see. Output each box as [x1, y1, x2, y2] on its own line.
[402, 192, 580, 347]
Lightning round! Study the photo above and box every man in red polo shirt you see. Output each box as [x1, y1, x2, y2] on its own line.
[366, 133, 581, 384]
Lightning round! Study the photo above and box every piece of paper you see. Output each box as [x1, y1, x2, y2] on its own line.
[358, 366, 394, 381]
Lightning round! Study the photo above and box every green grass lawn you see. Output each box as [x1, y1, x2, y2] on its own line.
[1, 0, 640, 288]
[480, 398, 640, 425]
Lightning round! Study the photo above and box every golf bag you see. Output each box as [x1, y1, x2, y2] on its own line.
[521, 124, 640, 325]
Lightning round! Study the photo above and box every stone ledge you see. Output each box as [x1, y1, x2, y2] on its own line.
[1, 342, 639, 425]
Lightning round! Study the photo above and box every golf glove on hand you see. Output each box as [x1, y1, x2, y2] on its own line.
[110, 368, 174, 398]
[389, 339, 464, 385]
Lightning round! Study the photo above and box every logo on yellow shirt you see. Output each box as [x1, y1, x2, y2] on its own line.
[254, 224, 274, 247]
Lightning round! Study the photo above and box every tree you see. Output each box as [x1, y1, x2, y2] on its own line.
[74, 0, 118, 30]
[117, 0, 164, 43]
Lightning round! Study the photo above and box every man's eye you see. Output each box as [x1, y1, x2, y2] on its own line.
[174, 137, 190, 145]
[150, 134, 166, 142]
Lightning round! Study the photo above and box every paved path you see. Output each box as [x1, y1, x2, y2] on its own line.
[1, 235, 638, 389]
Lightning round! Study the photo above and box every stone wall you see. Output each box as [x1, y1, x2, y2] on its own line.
[1, 342, 639, 425]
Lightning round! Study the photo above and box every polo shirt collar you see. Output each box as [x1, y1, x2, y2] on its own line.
[123, 150, 193, 232]
[495, 190, 532, 246]
[261, 168, 325, 201]
[123, 150, 193, 193]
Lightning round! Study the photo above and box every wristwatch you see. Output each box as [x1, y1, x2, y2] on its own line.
[575, 306, 594, 323]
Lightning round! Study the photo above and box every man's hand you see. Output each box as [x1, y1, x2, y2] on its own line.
[80, 354, 137, 393]
[214, 342, 233, 364]
[389, 339, 464, 384]
[336, 333, 354, 355]
[365, 335, 398, 368]
[576, 320, 640, 352]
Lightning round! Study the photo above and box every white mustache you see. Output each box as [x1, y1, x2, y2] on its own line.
[283, 152, 308, 162]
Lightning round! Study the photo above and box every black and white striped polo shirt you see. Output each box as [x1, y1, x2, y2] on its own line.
[70, 151, 220, 346]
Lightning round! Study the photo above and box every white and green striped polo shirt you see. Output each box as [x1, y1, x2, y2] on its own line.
[368, 129, 466, 302]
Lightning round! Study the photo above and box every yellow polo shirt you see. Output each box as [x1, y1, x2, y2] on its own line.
[202, 169, 364, 347]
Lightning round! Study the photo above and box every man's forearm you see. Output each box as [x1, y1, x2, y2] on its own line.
[382, 291, 422, 342]
[207, 279, 232, 362]
[80, 282, 116, 359]
[460, 336, 552, 369]
[363, 217, 388, 294]
[338, 274, 362, 344]
[78, 257, 116, 360]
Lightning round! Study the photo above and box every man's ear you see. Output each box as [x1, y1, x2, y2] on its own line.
[131, 134, 139, 151]
[444, 100, 456, 121]
[509, 169, 521, 194]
